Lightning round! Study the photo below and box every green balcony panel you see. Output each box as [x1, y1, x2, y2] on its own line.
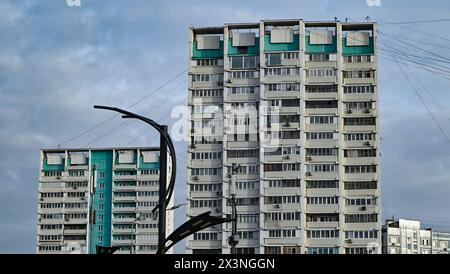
[342, 37, 374, 55]
[264, 34, 300, 52]
[227, 37, 260, 56]
[305, 36, 337, 53]
[139, 156, 160, 170]
[42, 158, 65, 171]
[192, 40, 224, 59]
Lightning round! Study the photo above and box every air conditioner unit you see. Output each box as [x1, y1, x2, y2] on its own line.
[363, 109, 371, 113]
[190, 144, 196, 149]
[346, 109, 353, 114]
[39, 198, 44, 201]
[218, 81, 224, 86]
[267, 123, 271, 128]
[345, 239, 353, 243]
[192, 176, 199, 181]
[283, 155, 291, 160]
[73, 186, 77, 189]
[80, 197, 86, 200]
[274, 204, 281, 208]
[364, 141, 371, 146]
[215, 208, 221, 213]
[284, 122, 291, 127]
[391, 243, 396, 246]
[306, 156, 312, 161]
[227, 79, 232, 84]
[360, 206, 367, 211]
[216, 192, 222, 197]
[56, 176, 61, 180]
[191, 128, 195, 133]
[305, 172, 312, 176]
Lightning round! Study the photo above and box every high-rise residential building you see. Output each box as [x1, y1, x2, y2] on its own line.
[187, 19, 380, 254]
[382, 218, 450, 254]
[36, 147, 173, 254]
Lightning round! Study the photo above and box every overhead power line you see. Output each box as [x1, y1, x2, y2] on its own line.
[58, 68, 188, 147]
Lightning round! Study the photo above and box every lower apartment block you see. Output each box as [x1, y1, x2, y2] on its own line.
[36, 147, 173, 254]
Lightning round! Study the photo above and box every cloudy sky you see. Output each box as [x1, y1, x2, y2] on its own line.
[1, 0, 450, 253]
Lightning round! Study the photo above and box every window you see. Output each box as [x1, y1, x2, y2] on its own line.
[344, 181, 377, 190]
[265, 67, 299, 76]
[306, 85, 337, 93]
[192, 89, 223, 97]
[345, 230, 378, 239]
[344, 165, 377, 173]
[343, 85, 374, 94]
[306, 164, 338, 172]
[308, 247, 338, 254]
[345, 101, 373, 110]
[306, 196, 338, 205]
[306, 214, 339, 222]
[267, 179, 301, 188]
[99, 172, 105, 178]
[306, 132, 336, 140]
[306, 68, 336, 77]
[309, 116, 337, 124]
[343, 70, 375, 79]
[265, 53, 282, 66]
[194, 59, 222, 67]
[344, 117, 376, 126]
[345, 197, 377, 206]
[344, 133, 375, 141]
[306, 148, 338, 156]
[230, 56, 259, 69]
[344, 149, 377, 157]
[343, 55, 372, 63]
[99, 183, 105, 189]
[308, 54, 331, 62]
[306, 180, 338, 189]
[307, 229, 339, 238]
[269, 229, 296, 238]
[345, 214, 378, 223]
[230, 70, 259, 79]
[265, 83, 300, 92]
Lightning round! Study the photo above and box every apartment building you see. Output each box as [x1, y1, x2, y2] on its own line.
[382, 218, 450, 254]
[36, 147, 173, 254]
[187, 19, 380, 254]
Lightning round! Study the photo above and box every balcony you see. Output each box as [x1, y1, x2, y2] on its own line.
[264, 188, 301, 196]
[343, 140, 378, 148]
[263, 154, 301, 163]
[305, 155, 338, 163]
[190, 66, 223, 75]
[112, 196, 136, 203]
[305, 108, 338, 116]
[64, 229, 87, 235]
[306, 221, 339, 229]
[304, 171, 339, 180]
[306, 204, 339, 214]
[261, 74, 299, 83]
[343, 77, 376, 85]
[188, 239, 222, 249]
[305, 61, 337, 69]
[113, 185, 137, 192]
[304, 139, 338, 148]
[191, 81, 223, 89]
[263, 170, 301, 179]
[304, 92, 338, 100]
[113, 174, 137, 181]
[306, 188, 339, 197]
[305, 76, 337, 84]
[305, 123, 337, 132]
[224, 93, 259, 103]
[225, 78, 259, 87]
[112, 207, 136, 213]
[225, 141, 259, 149]
[263, 237, 302, 246]
[342, 157, 378, 166]
[263, 90, 300, 99]
[343, 172, 378, 181]
[112, 218, 136, 224]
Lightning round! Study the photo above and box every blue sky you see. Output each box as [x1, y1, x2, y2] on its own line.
[1, 0, 450, 253]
